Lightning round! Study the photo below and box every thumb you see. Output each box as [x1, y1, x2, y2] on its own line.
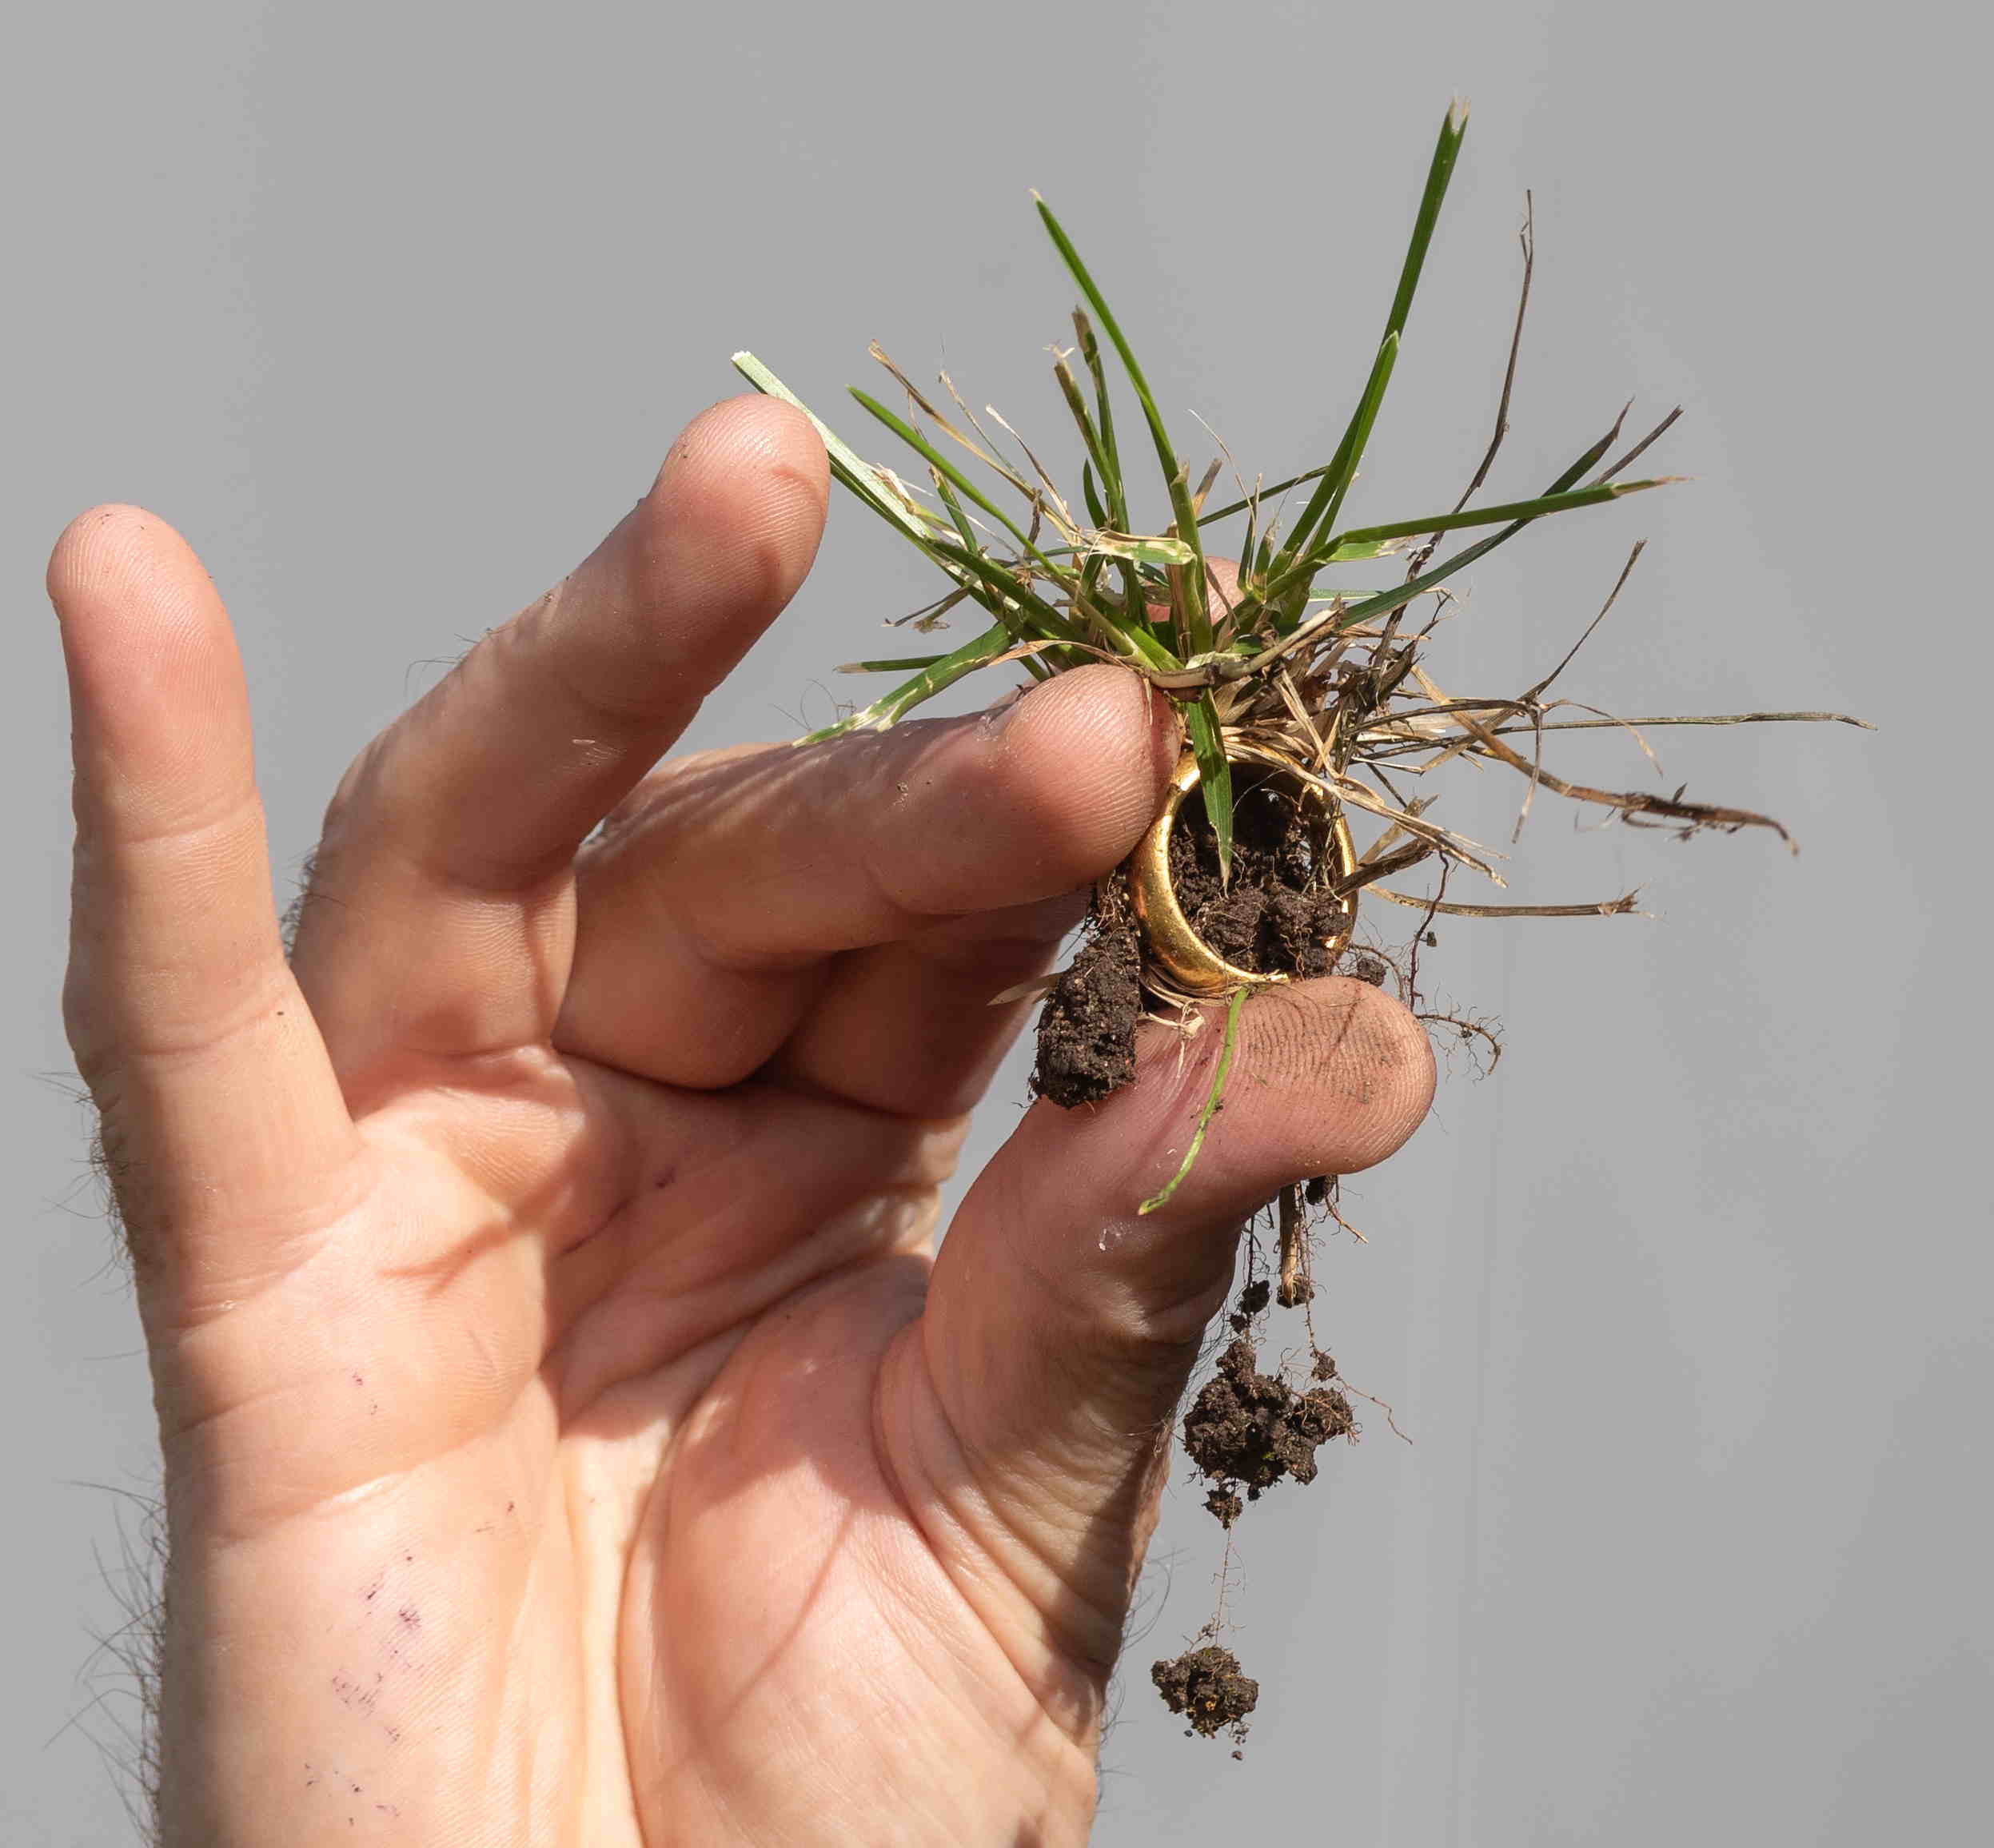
[899, 978, 1434, 1677]
[50, 506, 357, 1303]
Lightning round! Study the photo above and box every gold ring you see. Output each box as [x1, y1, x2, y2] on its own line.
[1127, 741, 1358, 997]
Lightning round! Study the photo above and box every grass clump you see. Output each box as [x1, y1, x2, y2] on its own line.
[734, 100, 1867, 1742]
[735, 102, 1860, 1058]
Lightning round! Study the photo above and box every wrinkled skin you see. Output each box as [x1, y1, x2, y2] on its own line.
[50, 397, 1433, 1846]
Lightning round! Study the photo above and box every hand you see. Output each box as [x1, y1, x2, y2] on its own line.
[51, 396, 1433, 1846]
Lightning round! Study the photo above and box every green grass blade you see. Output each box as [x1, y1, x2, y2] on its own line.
[923, 537, 1080, 642]
[1035, 199, 1210, 655]
[1073, 309, 1131, 532]
[1313, 536, 1410, 563]
[1053, 350, 1123, 520]
[1198, 463, 1331, 528]
[733, 352, 930, 541]
[849, 388, 1053, 567]
[1258, 409, 1652, 622]
[1183, 695, 1234, 882]
[1268, 102, 1468, 580]
[1139, 984, 1247, 1215]
[1274, 331, 1399, 583]
[738, 351, 1029, 630]
[1323, 478, 1674, 556]
[802, 619, 1017, 740]
[1080, 459, 1109, 529]
[929, 468, 984, 556]
[1549, 410, 1639, 494]
[1071, 314, 1146, 642]
[1083, 532, 1197, 566]
[840, 653, 959, 672]
[1386, 102, 1470, 345]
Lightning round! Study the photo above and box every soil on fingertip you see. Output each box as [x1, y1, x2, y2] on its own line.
[1151, 1645, 1259, 1741]
[1031, 774, 1355, 1109]
[1182, 1336, 1355, 1525]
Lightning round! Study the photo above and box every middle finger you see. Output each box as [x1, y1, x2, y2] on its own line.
[555, 663, 1175, 1092]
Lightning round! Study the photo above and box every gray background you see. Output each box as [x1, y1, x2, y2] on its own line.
[4, 1, 1984, 1841]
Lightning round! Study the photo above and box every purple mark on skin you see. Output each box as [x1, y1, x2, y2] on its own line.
[330, 1672, 381, 1715]
[397, 1605, 421, 1631]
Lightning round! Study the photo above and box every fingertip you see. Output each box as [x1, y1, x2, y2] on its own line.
[732, 392, 831, 505]
[992, 663, 1180, 866]
[47, 505, 238, 747]
[627, 396, 830, 640]
[1226, 977, 1437, 1175]
[654, 393, 830, 525]
[1025, 974, 1435, 1229]
[47, 504, 197, 612]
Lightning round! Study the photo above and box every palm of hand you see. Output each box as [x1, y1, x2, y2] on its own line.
[173, 1053, 1086, 1845]
[55, 399, 1430, 1846]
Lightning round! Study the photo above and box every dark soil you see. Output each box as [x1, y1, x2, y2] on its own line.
[1182, 1336, 1355, 1525]
[1228, 1277, 1271, 1332]
[1151, 1645, 1259, 1741]
[1031, 878, 1142, 1108]
[1032, 771, 1353, 1109]
[1166, 775, 1353, 981]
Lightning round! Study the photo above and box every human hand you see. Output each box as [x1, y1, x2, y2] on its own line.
[51, 396, 1433, 1846]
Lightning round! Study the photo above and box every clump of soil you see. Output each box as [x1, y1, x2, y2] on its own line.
[1031, 906, 1141, 1107]
[1166, 775, 1353, 981]
[1182, 1336, 1355, 1524]
[1151, 1645, 1258, 1741]
[1228, 1277, 1271, 1333]
[1031, 775, 1349, 1108]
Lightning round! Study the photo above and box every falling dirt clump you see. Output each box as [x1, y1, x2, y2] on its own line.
[1182, 1337, 1355, 1516]
[1151, 1646, 1258, 1741]
[1203, 1485, 1244, 1524]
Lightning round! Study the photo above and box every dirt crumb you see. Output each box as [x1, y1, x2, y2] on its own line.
[1203, 1485, 1245, 1526]
[1182, 1336, 1355, 1514]
[1152, 1645, 1258, 1740]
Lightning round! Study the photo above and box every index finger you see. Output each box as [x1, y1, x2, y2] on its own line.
[289, 396, 830, 1070]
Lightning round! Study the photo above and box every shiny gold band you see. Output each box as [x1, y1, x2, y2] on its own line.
[1127, 742, 1358, 997]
